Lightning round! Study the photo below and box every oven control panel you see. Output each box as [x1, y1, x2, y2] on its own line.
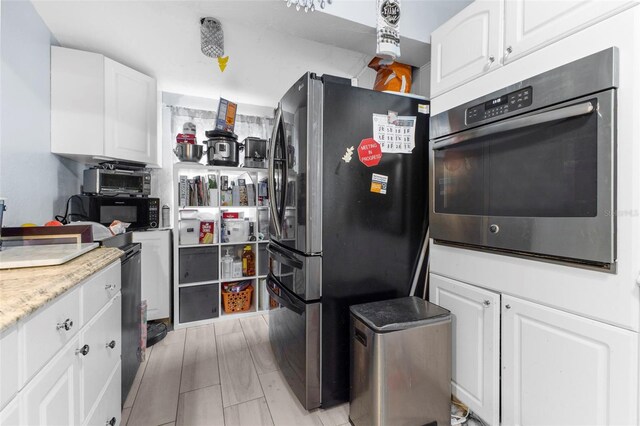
[466, 86, 533, 124]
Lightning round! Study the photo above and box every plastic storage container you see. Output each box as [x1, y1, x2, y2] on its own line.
[179, 218, 200, 245]
[349, 297, 452, 426]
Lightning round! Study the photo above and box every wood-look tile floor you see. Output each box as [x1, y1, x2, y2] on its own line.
[122, 314, 350, 426]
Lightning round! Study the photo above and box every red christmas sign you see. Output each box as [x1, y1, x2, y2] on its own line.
[358, 138, 382, 167]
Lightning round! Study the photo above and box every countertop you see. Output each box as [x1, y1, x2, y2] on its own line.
[0, 247, 123, 332]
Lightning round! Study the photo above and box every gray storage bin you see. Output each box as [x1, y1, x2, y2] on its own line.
[179, 284, 219, 323]
[350, 297, 452, 426]
[179, 246, 218, 284]
[258, 243, 268, 276]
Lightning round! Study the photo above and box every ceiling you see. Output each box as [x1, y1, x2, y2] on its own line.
[32, 0, 470, 107]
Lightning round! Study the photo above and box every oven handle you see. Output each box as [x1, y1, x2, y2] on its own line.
[432, 100, 595, 150]
[266, 275, 304, 315]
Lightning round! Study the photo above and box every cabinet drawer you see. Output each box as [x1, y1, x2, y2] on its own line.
[83, 260, 121, 322]
[83, 362, 121, 426]
[0, 326, 19, 410]
[22, 334, 82, 426]
[21, 287, 81, 385]
[80, 295, 121, 422]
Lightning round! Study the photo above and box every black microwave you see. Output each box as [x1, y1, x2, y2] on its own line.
[69, 195, 160, 230]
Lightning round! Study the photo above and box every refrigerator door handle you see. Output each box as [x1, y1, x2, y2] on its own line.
[267, 275, 304, 315]
[269, 104, 283, 239]
[267, 243, 303, 269]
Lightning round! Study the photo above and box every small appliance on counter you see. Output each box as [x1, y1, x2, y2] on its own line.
[83, 165, 151, 196]
[174, 121, 204, 163]
[69, 195, 160, 230]
[203, 129, 243, 167]
[243, 137, 267, 168]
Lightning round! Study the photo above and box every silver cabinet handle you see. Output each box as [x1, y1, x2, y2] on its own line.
[483, 300, 491, 307]
[505, 304, 512, 310]
[487, 55, 495, 68]
[56, 318, 73, 331]
[505, 46, 513, 58]
[105, 284, 116, 291]
[106, 417, 116, 426]
[75, 344, 90, 356]
[106, 340, 116, 349]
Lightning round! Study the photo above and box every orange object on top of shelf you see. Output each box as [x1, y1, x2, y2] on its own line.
[242, 245, 256, 277]
[368, 57, 412, 93]
[222, 285, 253, 314]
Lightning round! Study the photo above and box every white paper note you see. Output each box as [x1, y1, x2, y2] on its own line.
[372, 113, 416, 154]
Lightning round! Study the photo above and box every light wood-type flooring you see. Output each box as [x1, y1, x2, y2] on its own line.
[122, 314, 350, 426]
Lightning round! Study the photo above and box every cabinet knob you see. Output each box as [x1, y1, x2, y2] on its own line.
[483, 300, 491, 307]
[56, 318, 73, 331]
[505, 46, 513, 57]
[106, 340, 117, 349]
[75, 344, 90, 356]
[106, 416, 116, 426]
[505, 304, 512, 310]
[487, 55, 496, 68]
[105, 284, 117, 291]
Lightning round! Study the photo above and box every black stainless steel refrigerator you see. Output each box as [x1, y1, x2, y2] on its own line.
[266, 73, 429, 409]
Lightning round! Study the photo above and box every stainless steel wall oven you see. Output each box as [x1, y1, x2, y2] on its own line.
[429, 48, 618, 268]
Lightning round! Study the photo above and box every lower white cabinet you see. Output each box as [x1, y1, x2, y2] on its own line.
[430, 274, 500, 425]
[133, 230, 171, 320]
[502, 295, 639, 425]
[431, 273, 639, 425]
[0, 261, 121, 426]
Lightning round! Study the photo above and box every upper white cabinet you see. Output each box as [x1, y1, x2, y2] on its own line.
[52, 46, 158, 166]
[430, 274, 500, 426]
[430, 0, 637, 97]
[504, 0, 636, 64]
[502, 295, 638, 425]
[430, 1, 503, 98]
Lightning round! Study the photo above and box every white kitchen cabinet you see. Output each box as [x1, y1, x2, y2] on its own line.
[133, 230, 172, 320]
[0, 260, 121, 426]
[430, 1, 503, 98]
[0, 394, 20, 426]
[430, 0, 637, 97]
[51, 46, 158, 166]
[429, 274, 500, 425]
[503, 0, 635, 64]
[501, 295, 639, 425]
[22, 335, 82, 426]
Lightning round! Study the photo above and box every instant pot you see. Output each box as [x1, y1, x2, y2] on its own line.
[203, 130, 243, 167]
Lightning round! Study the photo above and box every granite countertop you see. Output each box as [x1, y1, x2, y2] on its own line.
[0, 247, 123, 332]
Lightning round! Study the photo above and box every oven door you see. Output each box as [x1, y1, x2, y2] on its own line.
[430, 90, 616, 265]
[266, 274, 321, 410]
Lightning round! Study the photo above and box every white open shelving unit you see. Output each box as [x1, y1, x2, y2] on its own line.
[172, 163, 271, 329]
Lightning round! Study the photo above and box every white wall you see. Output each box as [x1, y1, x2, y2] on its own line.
[0, 0, 83, 227]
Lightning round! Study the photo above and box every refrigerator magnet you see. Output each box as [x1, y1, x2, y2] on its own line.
[342, 146, 355, 163]
[358, 138, 383, 167]
[370, 173, 388, 195]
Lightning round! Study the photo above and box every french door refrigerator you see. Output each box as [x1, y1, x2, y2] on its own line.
[267, 73, 429, 409]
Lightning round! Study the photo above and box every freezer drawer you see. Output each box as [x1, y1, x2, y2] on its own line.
[266, 275, 320, 410]
[268, 241, 321, 301]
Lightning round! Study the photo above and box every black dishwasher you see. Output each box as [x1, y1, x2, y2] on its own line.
[120, 242, 142, 406]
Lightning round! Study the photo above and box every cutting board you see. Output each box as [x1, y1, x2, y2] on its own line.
[0, 243, 99, 269]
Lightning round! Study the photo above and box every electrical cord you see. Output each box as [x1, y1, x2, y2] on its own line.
[55, 195, 90, 224]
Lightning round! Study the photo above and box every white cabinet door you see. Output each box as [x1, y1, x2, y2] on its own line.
[504, 0, 635, 63]
[502, 295, 639, 425]
[80, 295, 121, 422]
[430, 0, 503, 97]
[22, 335, 82, 426]
[0, 396, 21, 426]
[104, 58, 157, 165]
[0, 326, 19, 410]
[429, 274, 500, 425]
[133, 230, 171, 320]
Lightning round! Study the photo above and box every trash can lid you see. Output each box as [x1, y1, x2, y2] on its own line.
[350, 297, 450, 333]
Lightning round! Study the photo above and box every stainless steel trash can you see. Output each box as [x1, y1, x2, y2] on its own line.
[349, 297, 451, 426]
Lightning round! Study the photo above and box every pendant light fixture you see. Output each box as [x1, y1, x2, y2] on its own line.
[284, 0, 332, 13]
